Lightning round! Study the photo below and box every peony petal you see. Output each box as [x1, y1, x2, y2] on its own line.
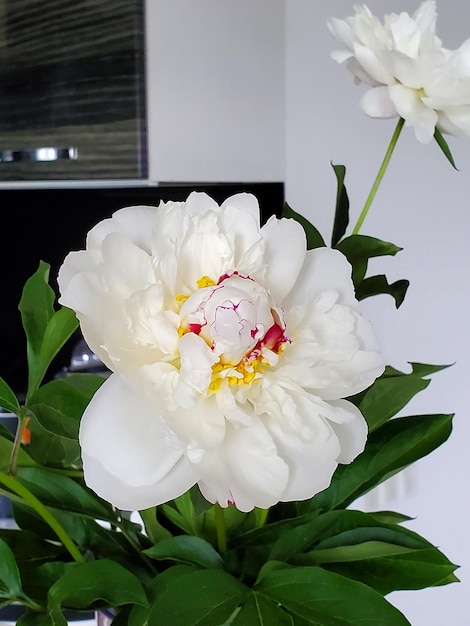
[82, 453, 197, 512]
[328, 17, 355, 54]
[101, 233, 155, 299]
[58, 250, 96, 295]
[79, 374, 198, 510]
[260, 216, 306, 302]
[347, 58, 383, 87]
[183, 191, 220, 215]
[284, 247, 359, 311]
[254, 382, 367, 500]
[353, 43, 395, 85]
[197, 420, 288, 512]
[413, 0, 438, 32]
[439, 106, 470, 139]
[176, 213, 233, 291]
[327, 400, 368, 464]
[87, 206, 157, 257]
[360, 86, 398, 118]
[277, 334, 385, 401]
[219, 196, 265, 274]
[267, 418, 340, 502]
[138, 361, 180, 410]
[58, 270, 114, 369]
[388, 83, 437, 142]
[175, 333, 219, 408]
[166, 394, 226, 452]
[220, 192, 261, 223]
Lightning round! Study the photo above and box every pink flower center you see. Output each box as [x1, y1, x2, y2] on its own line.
[178, 272, 290, 386]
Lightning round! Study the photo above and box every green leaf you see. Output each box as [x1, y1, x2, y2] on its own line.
[368, 511, 413, 525]
[355, 275, 409, 308]
[312, 540, 417, 562]
[160, 503, 193, 535]
[19, 263, 79, 399]
[19, 262, 55, 358]
[20, 561, 68, 606]
[311, 414, 453, 511]
[434, 127, 458, 170]
[144, 535, 225, 570]
[12, 502, 133, 557]
[27, 374, 105, 439]
[0, 377, 21, 415]
[259, 510, 458, 595]
[351, 372, 431, 432]
[15, 467, 114, 522]
[0, 529, 65, 565]
[269, 510, 419, 565]
[302, 513, 459, 594]
[256, 562, 410, 625]
[0, 537, 24, 600]
[232, 511, 320, 549]
[188, 485, 214, 517]
[231, 591, 294, 625]
[336, 235, 402, 286]
[147, 569, 248, 626]
[331, 163, 350, 246]
[37, 307, 79, 381]
[406, 362, 453, 378]
[0, 432, 37, 472]
[24, 413, 82, 469]
[323, 548, 458, 594]
[47, 560, 147, 612]
[128, 566, 198, 626]
[281, 203, 325, 250]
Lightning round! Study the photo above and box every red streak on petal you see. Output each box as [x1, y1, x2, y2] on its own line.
[188, 323, 202, 335]
[217, 270, 253, 285]
[262, 323, 285, 351]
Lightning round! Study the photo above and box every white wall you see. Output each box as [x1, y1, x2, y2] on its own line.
[286, 1, 470, 624]
[146, 0, 285, 183]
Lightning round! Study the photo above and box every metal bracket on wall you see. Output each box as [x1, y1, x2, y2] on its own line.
[0, 147, 78, 162]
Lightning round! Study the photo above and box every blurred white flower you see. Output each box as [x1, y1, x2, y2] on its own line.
[328, 1, 470, 143]
[58, 192, 385, 512]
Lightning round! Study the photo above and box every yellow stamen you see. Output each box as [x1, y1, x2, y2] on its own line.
[197, 275, 216, 289]
[209, 357, 265, 393]
[176, 294, 189, 303]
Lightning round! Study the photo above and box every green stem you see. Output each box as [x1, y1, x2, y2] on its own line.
[214, 504, 227, 558]
[0, 471, 83, 563]
[352, 117, 405, 235]
[255, 508, 269, 528]
[21, 597, 44, 612]
[113, 514, 158, 574]
[8, 408, 29, 475]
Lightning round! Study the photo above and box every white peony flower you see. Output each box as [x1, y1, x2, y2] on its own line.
[328, 1, 470, 143]
[58, 192, 385, 512]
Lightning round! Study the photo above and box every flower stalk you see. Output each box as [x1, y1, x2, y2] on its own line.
[352, 118, 405, 235]
[8, 408, 29, 476]
[255, 507, 269, 528]
[0, 471, 83, 563]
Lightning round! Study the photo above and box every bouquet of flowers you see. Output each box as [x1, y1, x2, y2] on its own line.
[0, 2, 465, 624]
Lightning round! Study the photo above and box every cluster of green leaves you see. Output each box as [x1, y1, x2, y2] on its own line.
[0, 177, 458, 624]
[283, 163, 410, 309]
